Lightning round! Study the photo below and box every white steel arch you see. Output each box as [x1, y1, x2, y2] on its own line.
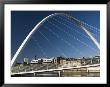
[11, 13, 100, 67]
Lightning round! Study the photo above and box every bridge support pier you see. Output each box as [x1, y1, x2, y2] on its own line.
[34, 72, 36, 76]
[58, 71, 61, 77]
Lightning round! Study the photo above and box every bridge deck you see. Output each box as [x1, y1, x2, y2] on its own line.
[11, 64, 100, 75]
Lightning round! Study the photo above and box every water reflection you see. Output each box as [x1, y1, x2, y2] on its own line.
[62, 72, 100, 77]
[11, 72, 100, 77]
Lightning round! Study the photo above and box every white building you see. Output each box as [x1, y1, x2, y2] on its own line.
[30, 57, 55, 64]
[31, 59, 39, 64]
[23, 58, 29, 64]
[43, 58, 53, 63]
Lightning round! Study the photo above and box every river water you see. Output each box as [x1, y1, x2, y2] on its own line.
[61, 72, 100, 77]
[11, 72, 100, 77]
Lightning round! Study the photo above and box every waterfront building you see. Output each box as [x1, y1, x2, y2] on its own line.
[31, 59, 39, 64]
[30, 56, 100, 65]
[43, 58, 54, 64]
[31, 57, 54, 64]
[23, 58, 29, 64]
[30, 58, 43, 64]
[92, 56, 100, 64]
[53, 57, 82, 67]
